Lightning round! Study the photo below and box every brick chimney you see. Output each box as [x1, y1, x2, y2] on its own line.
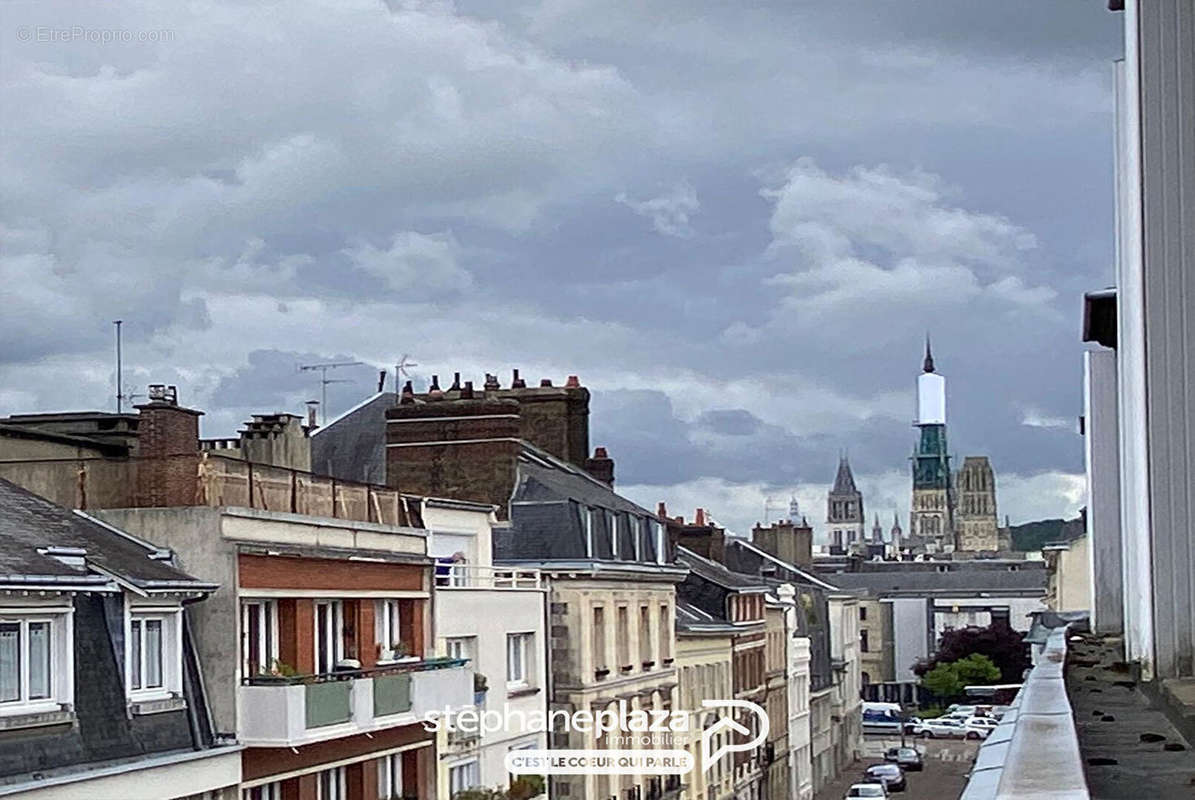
[665, 508, 726, 564]
[386, 392, 522, 517]
[495, 372, 590, 467]
[135, 385, 203, 507]
[752, 518, 813, 569]
[584, 446, 615, 486]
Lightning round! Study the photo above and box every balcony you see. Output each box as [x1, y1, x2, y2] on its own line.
[434, 564, 543, 590]
[238, 659, 471, 747]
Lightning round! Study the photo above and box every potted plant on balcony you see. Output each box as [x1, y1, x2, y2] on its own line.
[252, 659, 298, 685]
[473, 672, 489, 706]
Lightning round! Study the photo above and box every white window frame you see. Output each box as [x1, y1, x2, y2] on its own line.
[448, 759, 481, 795]
[378, 752, 405, 799]
[446, 636, 473, 663]
[654, 520, 667, 564]
[126, 603, 182, 701]
[242, 782, 282, 800]
[0, 605, 72, 716]
[314, 600, 344, 674]
[585, 507, 595, 558]
[241, 600, 278, 679]
[376, 599, 402, 662]
[316, 765, 347, 800]
[506, 632, 532, 688]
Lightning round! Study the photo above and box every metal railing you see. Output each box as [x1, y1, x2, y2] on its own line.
[434, 564, 543, 590]
[242, 656, 467, 686]
[960, 625, 1088, 800]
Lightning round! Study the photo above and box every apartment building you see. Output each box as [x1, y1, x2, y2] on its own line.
[674, 548, 768, 800]
[0, 478, 240, 799]
[336, 373, 689, 800]
[719, 532, 856, 795]
[419, 497, 548, 796]
[761, 597, 789, 800]
[674, 602, 735, 800]
[1080, 0, 1194, 683]
[0, 387, 473, 799]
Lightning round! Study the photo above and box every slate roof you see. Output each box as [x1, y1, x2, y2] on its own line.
[676, 546, 768, 592]
[0, 478, 214, 591]
[676, 600, 739, 634]
[310, 392, 396, 484]
[824, 567, 1047, 596]
[726, 538, 842, 592]
[831, 455, 859, 495]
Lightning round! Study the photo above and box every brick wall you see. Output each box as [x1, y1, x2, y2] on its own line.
[134, 393, 202, 507]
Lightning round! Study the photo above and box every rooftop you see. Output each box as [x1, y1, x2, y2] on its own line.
[0, 478, 213, 592]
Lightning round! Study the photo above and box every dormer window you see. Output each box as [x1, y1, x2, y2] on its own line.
[0, 603, 72, 720]
[126, 604, 182, 702]
[585, 507, 596, 558]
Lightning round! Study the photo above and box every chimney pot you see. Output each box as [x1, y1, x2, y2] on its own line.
[695, 508, 706, 526]
[565, 375, 581, 388]
[484, 373, 500, 390]
[461, 381, 475, 399]
[306, 401, 318, 428]
[594, 446, 608, 458]
[540, 378, 552, 387]
[450, 372, 461, 391]
[511, 369, 526, 389]
[657, 502, 668, 518]
[378, 370, 387, 393]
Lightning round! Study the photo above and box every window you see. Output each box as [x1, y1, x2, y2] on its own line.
[859, 606, 867, 621]
[243, 782, 282, 800]
[446, 636, 473, 663]
[378, 753, 404, 799]
[585, 507, 595, 558]
[659, 604, 671, 663]
[316, 766, 347, 800]
[616, 606, 630, 668]
[376, 599, 402, 661]
[592, 606, 607, 673]
[0, 617, 57, 710]
[241, 601, 278, 678]
[448, 760, 480, 795]
[127, 607, 181, 699]
[654, 521, 667, 564]
[507, 633, 531, 687]
[860, 630, 869, 653]
[639, 606, 652, 666]
[315, 600, 343, 674]
[130, 616, 163, 691]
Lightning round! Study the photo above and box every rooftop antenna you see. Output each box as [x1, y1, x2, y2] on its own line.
[763, 495, 782, 524]
[394, 354, 418, 391]
[298, 361, 363, 425]
[114, 320, 123, 413]
[112, 321, 142, 412]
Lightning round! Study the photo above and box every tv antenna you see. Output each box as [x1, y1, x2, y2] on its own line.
[113, 320, 143, 413]
[298, 361, 363, 424]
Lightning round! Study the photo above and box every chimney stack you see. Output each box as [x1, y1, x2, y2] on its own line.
[135, 385, 203, 506]
[306, 400, 319, 429]
[511, 369, 526, 389]
[584, 446, 615, 486]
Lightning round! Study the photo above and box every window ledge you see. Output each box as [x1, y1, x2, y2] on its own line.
[507, 686, 541, 699]
[0, 707, 74, 731]
[129, 694, 186, 715]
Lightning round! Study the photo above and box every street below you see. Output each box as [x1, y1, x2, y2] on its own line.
[813, 735, 979, 800]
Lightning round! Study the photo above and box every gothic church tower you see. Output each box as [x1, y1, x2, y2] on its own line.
[910, 337, 956, 552]
[827, 454, 865, 552]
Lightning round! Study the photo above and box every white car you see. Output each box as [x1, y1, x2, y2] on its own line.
[962, 716, 999, 739]
[845, 783, 889, 799]
[911, 716, 968, 739]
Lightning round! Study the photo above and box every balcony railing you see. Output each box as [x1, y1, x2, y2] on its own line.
[434, 564, 543, 590]
[960, 624, 1088, 800]
[239, 658, 471, 747]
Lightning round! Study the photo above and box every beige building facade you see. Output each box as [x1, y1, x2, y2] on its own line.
[676, 624, 734, 800]
[1044, 534, 1092, 613]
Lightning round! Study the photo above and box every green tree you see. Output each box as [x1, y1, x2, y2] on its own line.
[921, 662, 964, 700]
[953, 653, 1002, 685]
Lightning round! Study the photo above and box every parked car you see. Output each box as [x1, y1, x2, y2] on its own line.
[902, 716, 922, 735]
[962, 716, 999, 739]
[883, 746, 924, 771]
[911, 717, 968, 739]
[862, 763, 906, 792]
[845, 783, 889, 799]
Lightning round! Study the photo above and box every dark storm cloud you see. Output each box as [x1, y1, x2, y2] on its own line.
[0, 0, 1115, 531]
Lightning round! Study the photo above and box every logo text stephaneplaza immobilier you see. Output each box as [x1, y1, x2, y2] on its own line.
[423, 699, 769, 775]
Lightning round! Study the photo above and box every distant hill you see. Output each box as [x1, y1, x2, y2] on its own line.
[1010, 516, 1085, 552]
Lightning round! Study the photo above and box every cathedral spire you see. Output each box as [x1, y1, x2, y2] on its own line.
[832, 454, 858, 494]
[923, 333, 935, 373]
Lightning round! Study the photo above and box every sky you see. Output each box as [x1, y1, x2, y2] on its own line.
[0, 0, 1123, 538]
